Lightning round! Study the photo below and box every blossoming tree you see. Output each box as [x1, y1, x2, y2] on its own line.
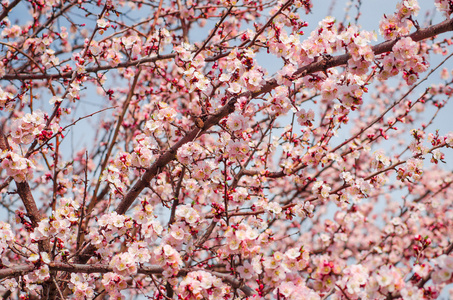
[0, 0, 453, 299]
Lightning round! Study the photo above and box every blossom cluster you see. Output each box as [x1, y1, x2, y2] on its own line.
[70, 273, 95, 300]
[26, 252, 51, 285]
[276, 281, 320, 300]
[432, 255, 453, 284]
[219, 48, 265, 94]
[0, 87, 14, 109]
[101, 152, 132, 197]
[109, 252, 137, 277]
[435, 0, 453, 18]
[133, 200, 164, 242]
[377, 37, 428, 85]
[177, 142, 205, 165]
[89, 212, 134, 248]
[175, 204, 201, 226]
[335, 264, 369, 299]
[177, 271, 230, 300]
[102, 272, 127, 299]
[0, 151, 35, 182]
[311, 180, 332, 200]
[379, 0, 419, 40]
[0, 222, 13, 255]
[338, 26, 376, 75]
[31, 198, 79, 241]
[397, 157, 424, 181]
[371, 150, 391, 170]
[152, 244, 183, 278]
[267, 86, 292, 116]
[130, 135, 156, 169]
[264, 247, 310, 286]
[221, 223, 260, 257]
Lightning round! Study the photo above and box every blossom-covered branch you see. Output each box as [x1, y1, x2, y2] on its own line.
[1, 0, 453, 299]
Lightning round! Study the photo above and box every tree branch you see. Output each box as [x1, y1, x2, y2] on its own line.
[114, 17, 453, 216]
[0, 263, 253, 297]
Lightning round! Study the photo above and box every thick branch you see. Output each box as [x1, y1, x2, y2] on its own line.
[15, 182, 42, 227]
[2, 54, 176, 81]
[0, 264, 34, 278]
[0, 263, 253, 297]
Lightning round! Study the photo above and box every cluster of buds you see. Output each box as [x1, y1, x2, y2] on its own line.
[397, 158, 423, 181]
